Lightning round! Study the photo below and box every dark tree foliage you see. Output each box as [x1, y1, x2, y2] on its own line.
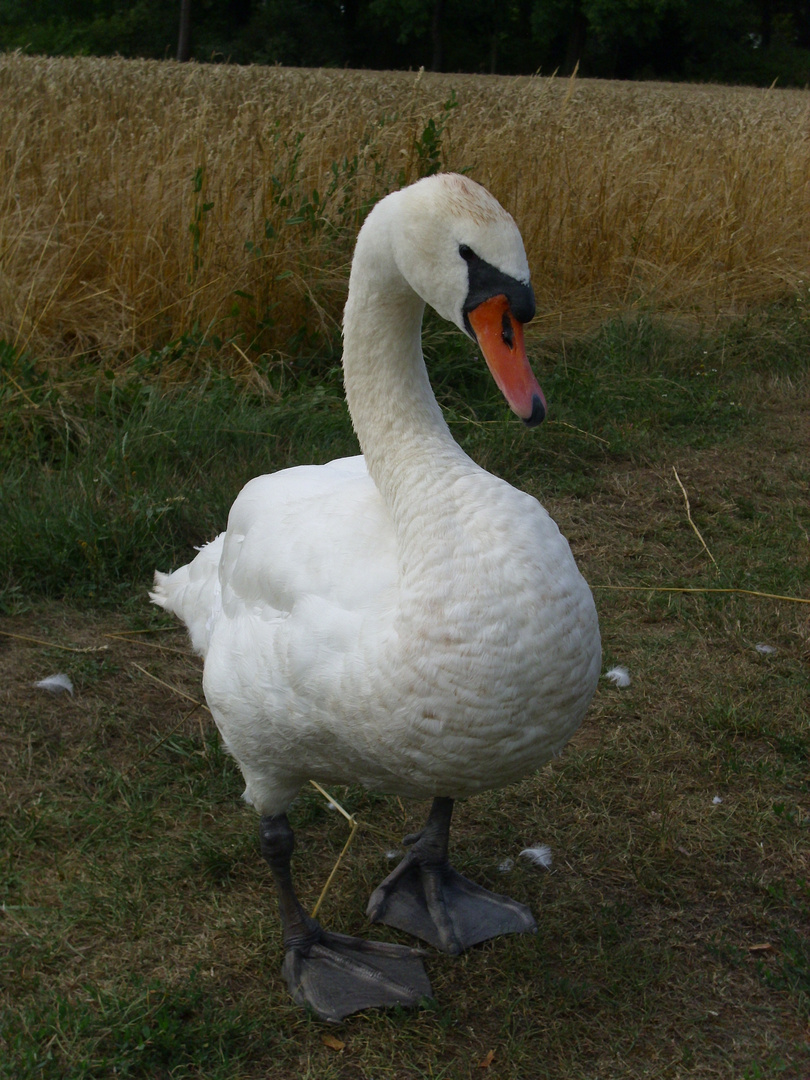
[1, 0, 808, 85]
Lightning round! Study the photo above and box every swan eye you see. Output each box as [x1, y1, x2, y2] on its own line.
[459, 244, 475, 262]
[501, 312, 515, 349]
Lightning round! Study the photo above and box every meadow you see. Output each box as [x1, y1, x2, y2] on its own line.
[1, 53, 809, 363]
[1, 54, 809, 1079]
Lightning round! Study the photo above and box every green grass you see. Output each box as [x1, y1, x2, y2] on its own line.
[0, 345, 353, 603]
[1, 301, 809, 1078]
[3, 299, 808, 606]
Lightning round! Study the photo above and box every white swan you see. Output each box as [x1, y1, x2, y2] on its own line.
[151, 173, 601, 1022]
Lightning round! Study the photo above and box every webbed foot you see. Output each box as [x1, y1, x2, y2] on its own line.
[366, 797, 537, 954]
[283, 926, 431, 1022]
[260, 812, 431, 1022]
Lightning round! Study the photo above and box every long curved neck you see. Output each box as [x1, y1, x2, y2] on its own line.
[342, 217, 473, 532]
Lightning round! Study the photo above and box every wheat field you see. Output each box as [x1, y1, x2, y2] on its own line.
[1, 52, 809, 364]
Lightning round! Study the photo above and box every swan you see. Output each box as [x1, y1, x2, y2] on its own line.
[151, 173, 601, 1022]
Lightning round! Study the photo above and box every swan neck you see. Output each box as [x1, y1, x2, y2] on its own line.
[342, 250, 467, 512]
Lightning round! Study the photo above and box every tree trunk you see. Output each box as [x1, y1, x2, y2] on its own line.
[177, 0, 192, 62]
[343, 0, 360, 66]
[563, 2, 588, 75]
[430, 0, 444, 71]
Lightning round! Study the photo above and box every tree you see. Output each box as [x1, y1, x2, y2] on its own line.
[0, 0, 807, 84]
[177, 0, 191, 60]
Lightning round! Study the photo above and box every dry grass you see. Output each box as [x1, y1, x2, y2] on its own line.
[1, 53, 809, 364]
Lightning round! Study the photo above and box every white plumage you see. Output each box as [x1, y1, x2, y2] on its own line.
[519, 845, 554, 870]
[150, 173, 601, 1020]
[34, 673, 74, 696]
[152, 175, 600, 815]
[605, 665, 631, 688]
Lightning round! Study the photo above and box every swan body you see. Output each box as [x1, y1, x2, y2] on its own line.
[151, 173, 601, 1019]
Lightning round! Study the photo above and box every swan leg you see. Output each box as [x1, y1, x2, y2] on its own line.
[365, 797, 537, 955]
[259, 814, 431, 1022]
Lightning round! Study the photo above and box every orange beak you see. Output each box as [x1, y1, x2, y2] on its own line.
[467, 295, 546, 426]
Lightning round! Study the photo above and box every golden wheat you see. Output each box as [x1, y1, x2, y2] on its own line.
[1, 52, 809, 364]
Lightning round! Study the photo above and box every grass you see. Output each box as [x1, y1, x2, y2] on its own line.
[1, 54, 809, 364]
[1, 304, 809, 1078]
[3, 296, 809, 605]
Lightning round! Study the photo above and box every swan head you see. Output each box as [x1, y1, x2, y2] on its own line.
[387, 173, 546, 426]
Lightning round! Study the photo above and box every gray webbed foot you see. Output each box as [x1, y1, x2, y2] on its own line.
[260, 813, 431, 1022]
[282, 925, 431, 1022]
[366, 797, 537, 954]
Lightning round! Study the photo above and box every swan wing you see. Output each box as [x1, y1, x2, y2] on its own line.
[220, 454, 396, 614]
[151, 455, 397, 657]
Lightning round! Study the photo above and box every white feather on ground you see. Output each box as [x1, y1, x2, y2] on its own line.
[34, 673, 74, 695]
[605, 666, 631, 688]
[755, 643, 777, 655]
[519, 845, 553, 870]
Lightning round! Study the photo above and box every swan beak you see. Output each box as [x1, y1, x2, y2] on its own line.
[467, 295, 547, 427]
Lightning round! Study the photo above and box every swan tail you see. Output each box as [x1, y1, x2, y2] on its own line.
[150, 534, 224, 656]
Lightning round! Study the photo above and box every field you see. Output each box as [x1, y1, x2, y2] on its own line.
[1, 54, 809, 1080]
[1, 53, 809, 362]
